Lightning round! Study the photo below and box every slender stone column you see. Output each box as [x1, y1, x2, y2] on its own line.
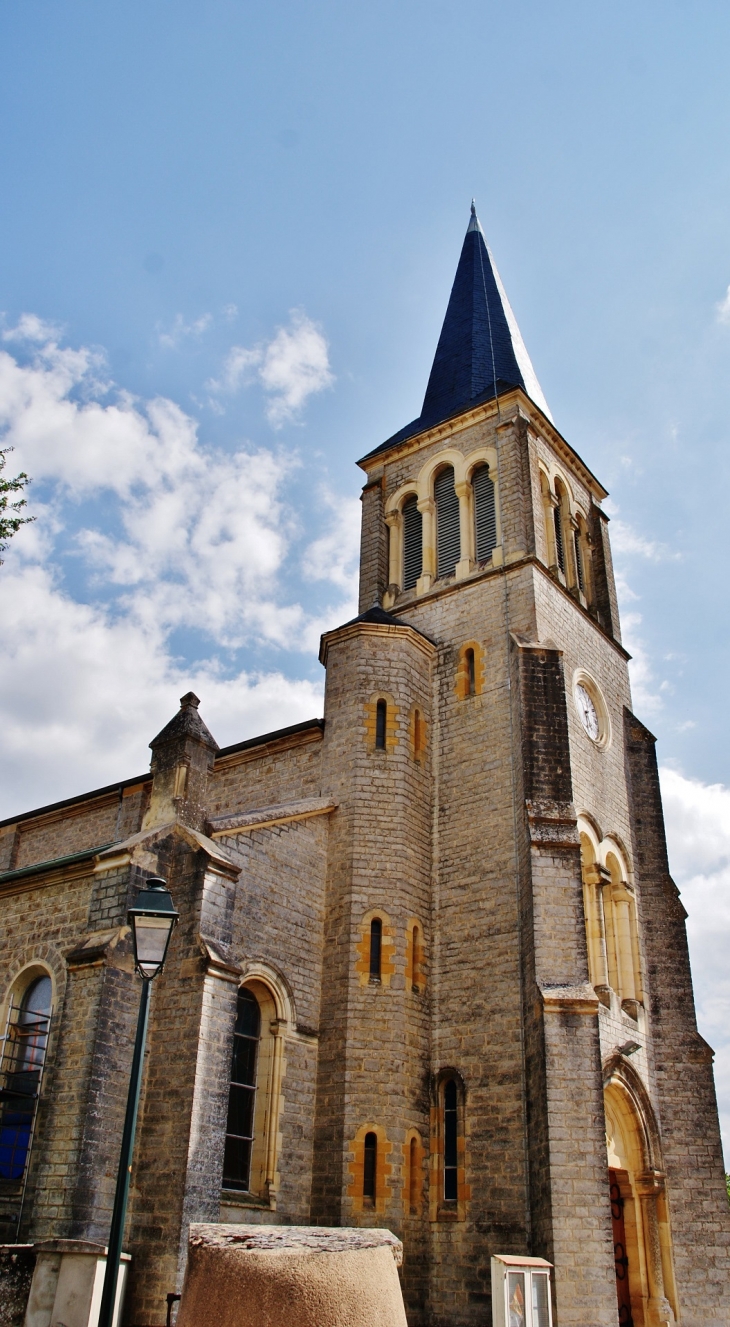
[416, 498, 435, 594]
[582, 865, 610, 994]
[454, 480, 474, 579]
[385, 511, 400, 589]
[636, 1172, 674, 1327]
[265, 1021, 287, 1204]
[612, 883, 637, 1005]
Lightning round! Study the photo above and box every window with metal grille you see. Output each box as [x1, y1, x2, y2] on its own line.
[402, 496, 422, 591]
[223, 987, 260, 1191]
[443, 1078, 458, 1201]
[375, 699, 387, 750]
[363, 1131, 377, 1205]
[369, 918, 382, 981]
[435, 468, 460, 579]
[472, 464, 497, 563]
[0, 975, 53, 1241]
[553, 504, 565, 573]
[574, 529, 585, 593]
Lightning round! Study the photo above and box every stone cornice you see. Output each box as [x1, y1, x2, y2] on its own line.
[208, 797, 338, 838]
[319, 620, 436, 668]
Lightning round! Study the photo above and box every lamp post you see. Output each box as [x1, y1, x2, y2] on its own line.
[97, 877, 179, 1327]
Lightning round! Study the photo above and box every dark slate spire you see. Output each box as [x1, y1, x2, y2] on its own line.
[368, 204, 551, 456]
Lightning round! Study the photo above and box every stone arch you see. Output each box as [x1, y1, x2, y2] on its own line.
[430, 1068, 469, 1221]
[223, 967, 289, 1204]
[604, 1057, 678, 1326]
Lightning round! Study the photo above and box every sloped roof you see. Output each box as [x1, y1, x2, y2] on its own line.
[361, 203, 551, 461]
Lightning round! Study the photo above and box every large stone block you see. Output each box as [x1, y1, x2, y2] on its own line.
[176, 1225, 407, 1327]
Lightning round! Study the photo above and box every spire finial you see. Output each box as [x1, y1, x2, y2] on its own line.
[467, 200, 482, 234]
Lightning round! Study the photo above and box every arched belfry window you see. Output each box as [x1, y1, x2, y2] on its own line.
[553, 498, 566, 574]
[402, 496, 423, 591]
[472, 464, 497, 563]
[0, 974, 53, 1213]
[435, 467, 460, 579]
[223, 987, 261, 1191]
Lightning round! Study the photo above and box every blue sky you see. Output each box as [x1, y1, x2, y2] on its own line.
[2, 0, 730, 1155]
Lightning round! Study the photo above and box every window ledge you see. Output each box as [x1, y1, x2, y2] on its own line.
[220, 1189, 273, 1211]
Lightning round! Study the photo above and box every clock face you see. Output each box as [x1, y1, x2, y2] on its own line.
[576, 683, 600, 741]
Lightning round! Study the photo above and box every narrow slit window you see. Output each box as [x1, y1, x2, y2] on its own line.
[435, 468, 460, 579]
[369, 918, 382, 981]
[363, 1131, 377, 1205]
[375, 699, 387, 750]
[223, 987, 260, 1192]
[413, 708, 421, 758]
[465, 648, 475, 696]
[443, 1079, 458, 1202]
[402, 496, 423, 591]
[553, 504, 565, 573]
[409, 1135, 418, 1212]
[574, 529, 585, 594]
[472, 464, 497, 563]
[411, 925, 421, 992]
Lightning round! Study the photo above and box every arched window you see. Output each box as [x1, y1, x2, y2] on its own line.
[363, 1131, 377, 1206]
[443, 1079, 458, 1202]
[435, 467, 460, 579]
[413, 707, 422, 760]
[375, 699, 387, 750]
[472, 464, 497, 563]
[223, 987, 261, 1191]
[465, 648, 475, 696]
[409, 1135, 418, 1211]
[411, 925, 421, 992]
[402, 496, 423, 591]
[369, 918, 382, 982]
[0, 973, 53, 1222]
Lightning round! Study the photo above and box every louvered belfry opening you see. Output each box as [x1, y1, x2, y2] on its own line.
[553, 503, 565, 573]
[472, 464, 497, 563]
[402, 495, 423, 590]
[435, 467, 460, 579]
[574, 529, 585, 593]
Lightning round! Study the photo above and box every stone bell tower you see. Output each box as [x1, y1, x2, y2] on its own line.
[317, 204, 730, 1327]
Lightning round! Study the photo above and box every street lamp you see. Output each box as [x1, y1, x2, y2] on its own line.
[98, 878, 179, 1327]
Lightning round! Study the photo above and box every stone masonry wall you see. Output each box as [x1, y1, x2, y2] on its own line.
[624, 712, 730, 1325]
[314, 623, 434, 1324]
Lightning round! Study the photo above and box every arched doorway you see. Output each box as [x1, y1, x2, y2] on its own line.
[604, 1060, 677, 1327]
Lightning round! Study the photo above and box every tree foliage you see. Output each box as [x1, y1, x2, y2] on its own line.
[0, 448, 34, 562]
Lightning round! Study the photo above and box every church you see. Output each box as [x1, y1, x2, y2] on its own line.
[0, 206, 728, 1327]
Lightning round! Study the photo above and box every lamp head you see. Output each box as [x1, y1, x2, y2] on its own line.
[128, 877, 179, 979]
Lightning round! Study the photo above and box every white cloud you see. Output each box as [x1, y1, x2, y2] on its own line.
[622, 611, 665, 716]
[0, 554, 322, 814]
[157, 312, 213, 350]
[208, 310, 334, 426]
[660, 766, 730, 1164]
[2, 313, 64, 344]
[302, 493, 361, 596]
[716, 285, 730, 325]
[604, 501, 679, 563]
[0, 321, 358, 816]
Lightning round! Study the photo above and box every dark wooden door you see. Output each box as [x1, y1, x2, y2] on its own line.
[609, 1169, 634, 1326]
